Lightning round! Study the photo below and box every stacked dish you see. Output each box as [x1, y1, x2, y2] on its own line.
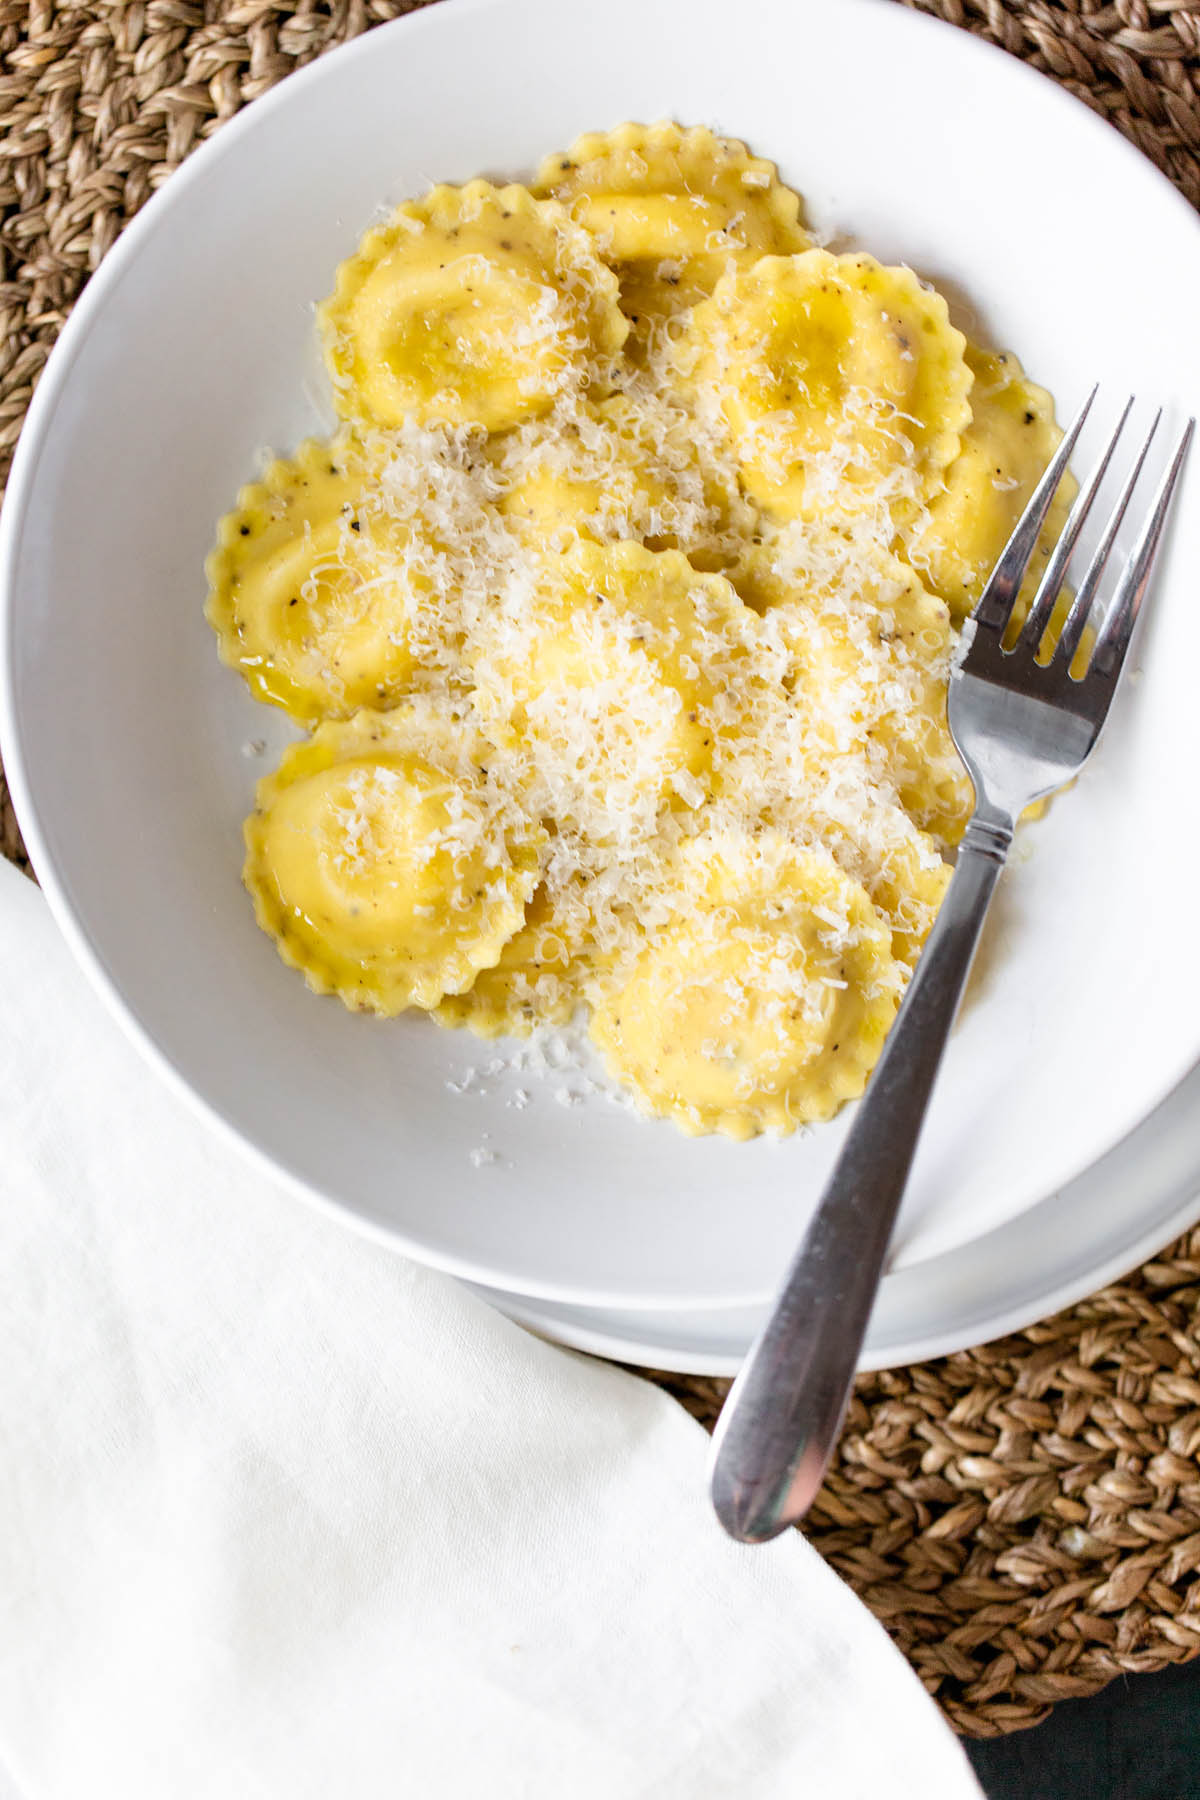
[2, 0, 1198, 1374]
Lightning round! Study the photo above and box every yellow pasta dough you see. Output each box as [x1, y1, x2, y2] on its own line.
[496, 398, 676, 546]
[320, 181, 628, 433]
[433, 882, 593, 1037]
[535, 121, 809, 353]
[902, 345, 1076, 620]
[468, 540, 754, 832]
[590, 836, 901, 1138]
[745, 531, 973, 843]
[823, 816, 953, 969]
[206, 435, 436, 722]
[244, 706, 541, 1014]
[496, 393, 751, 567]
[678, 249, 973, 524]
[209, 124, 1076, 1141]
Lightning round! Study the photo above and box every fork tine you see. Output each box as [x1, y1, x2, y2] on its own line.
[1087, 418, 1195, 682]
[1016, 397, 1134, 657]
[974, 384, 1097, 633]
[1050, 410, 1161, 673]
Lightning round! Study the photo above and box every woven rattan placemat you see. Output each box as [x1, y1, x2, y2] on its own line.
[3, 0, 1199, 1739]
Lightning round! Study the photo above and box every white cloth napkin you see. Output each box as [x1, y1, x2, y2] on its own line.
[0, 856, 981, 1799]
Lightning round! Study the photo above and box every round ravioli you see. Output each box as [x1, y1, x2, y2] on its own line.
[205, 436, 440, 723]
[855, 828, 951, 970]
[589, 835, 901, 1138]
[749, 532, 973, 845]
[496, 398, 677, 547]
[902, 345, 1077, 620]
[678, 250, 973, 524]
[814, 808, 952, 969]
[469, 541, 754, 836]
[536, 121, 809, 353]
[433, 881, 593, 1037]
[320, 181, 627, 433]
[496, 393, 751, 564]
[244, 706, 541, 1015]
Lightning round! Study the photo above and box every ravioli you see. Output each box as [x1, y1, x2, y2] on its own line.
[243, 705, 541, 1014]
[590, 835, 901, 1138]
[903, 345, 1076, 620]
[433, 882, 593, 1037]
[205, 435, 440, 722]
[746, 531, 974, 845]
[496, 393, 751, 566]
[535, 122, 809, 354]
[817, 811, 953, 968]
[469, 540, 754, 835]
[320, 181, 628, 433]
[679, 249, 973, 524]
[496, 398, 677, 547]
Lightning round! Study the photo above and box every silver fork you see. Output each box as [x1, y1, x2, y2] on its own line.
[710, 395, 1195, 1545]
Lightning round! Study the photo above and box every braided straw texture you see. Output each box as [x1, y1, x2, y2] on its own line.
[1, 0, 1198, 1739]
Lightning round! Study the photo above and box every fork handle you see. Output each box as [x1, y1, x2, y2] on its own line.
[710, 807, 1013, 1543]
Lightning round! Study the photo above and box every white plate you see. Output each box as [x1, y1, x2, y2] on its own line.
[474, 1052, 1200, 1373]
[2, 0, 1199, 1311]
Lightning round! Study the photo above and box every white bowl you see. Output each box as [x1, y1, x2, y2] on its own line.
[3, 0, 1199, 1310]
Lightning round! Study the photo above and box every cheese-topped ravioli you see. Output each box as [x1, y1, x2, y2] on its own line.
[496, 392, 751, 566]
[320, 181, 628, 433]
[678, 250, 972, 524]
[590, 834, 901, 1138]
[496, 399, 676, 548]
[205, 435, 444, 723]
[209, 126, 1073, 1135]
[902, 345, 1076, 620]
[812, 806, 952, 969]
[750, 531, 973, 845]
[244, 705, 541, 1015]
[536, 122, 809, 354]
[469, 541, 754, 838]
[434, 881, 593, 1037]
[853, 827, 951, 970]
